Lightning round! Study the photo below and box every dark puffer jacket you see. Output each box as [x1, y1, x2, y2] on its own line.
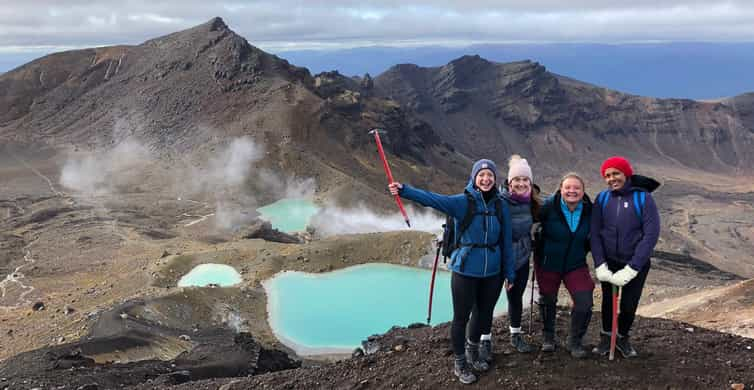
[501, 188, 533, 272]
[590, 175, 661, 271]
[535, 192, 592, 274]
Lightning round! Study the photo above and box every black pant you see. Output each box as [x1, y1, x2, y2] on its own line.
[600, 260, 650, 336]
[451, 272, 500, 356]
[505, 265, 530, 329]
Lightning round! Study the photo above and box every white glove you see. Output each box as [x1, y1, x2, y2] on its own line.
[611, 265, 639, 287]
[595, 263, 613, 282]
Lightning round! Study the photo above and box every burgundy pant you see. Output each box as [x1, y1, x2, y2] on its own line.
[535, 265, 595, 297]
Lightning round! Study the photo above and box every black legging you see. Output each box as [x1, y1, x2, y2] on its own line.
[467, 265, 528, 336]
[600, 260, 650, 336]
[451, 272, 500, 356]
[505, 265, 530, 329]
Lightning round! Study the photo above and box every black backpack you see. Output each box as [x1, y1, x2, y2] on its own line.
[440, 192, 505, 263]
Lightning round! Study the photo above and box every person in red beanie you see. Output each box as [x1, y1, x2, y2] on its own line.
[590, 156, 661, 358]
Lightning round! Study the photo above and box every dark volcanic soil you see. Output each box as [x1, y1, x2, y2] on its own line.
[126, 311, 752, 390]
[0, 328, 299, 390]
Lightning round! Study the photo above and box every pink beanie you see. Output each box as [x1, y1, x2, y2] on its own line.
[508, 155, 533, 183]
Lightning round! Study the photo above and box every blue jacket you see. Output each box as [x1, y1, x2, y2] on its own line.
[536, 192, 592, 273]
[400, 181, 515, 280]
[501, 189, 533, 272]
[590, 177, 661, 271]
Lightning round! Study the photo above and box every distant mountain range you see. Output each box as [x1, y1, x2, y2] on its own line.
[279, 43, 754, 100]
[5, 42, 754, 100]
[1, 17, 753, 194]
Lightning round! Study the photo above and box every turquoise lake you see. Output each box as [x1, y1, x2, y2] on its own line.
[177, 263, 242, 287]
[264, 263, 508, 355]
[256, 198, 319, 233]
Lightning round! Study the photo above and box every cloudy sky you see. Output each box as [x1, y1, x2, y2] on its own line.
[2, 1, 754, 70]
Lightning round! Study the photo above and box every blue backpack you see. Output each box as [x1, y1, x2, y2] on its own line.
[596, 190, 646, 219]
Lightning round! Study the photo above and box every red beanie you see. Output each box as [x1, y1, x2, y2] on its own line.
[600, 156, 633, 177]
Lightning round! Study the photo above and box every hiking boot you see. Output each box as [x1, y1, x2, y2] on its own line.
[567, 309, 591, 359]
[541, 332, 556, 352]
[566, 336, 589, 359]
[592, 332, 611, 356]
[616, 334, 638, 358]
[478, 339, 493, 363]
[510, 333, 533, 353]
[465, 341, 490, 372]
[453, 356, 478, 385]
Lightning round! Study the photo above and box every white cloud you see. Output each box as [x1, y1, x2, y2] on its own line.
[127, 13, 183, 24]
[2, 1, 754, 56]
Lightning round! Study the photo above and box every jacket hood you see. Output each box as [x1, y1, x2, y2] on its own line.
[614, 175, 661, 195]
[631, 174, 661, 193]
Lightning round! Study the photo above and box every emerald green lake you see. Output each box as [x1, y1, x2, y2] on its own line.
[264, 263, 508, 355]
[177, 263, 242, 287]
[256, 198, 319, 233]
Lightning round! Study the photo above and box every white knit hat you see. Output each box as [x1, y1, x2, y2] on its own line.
[508, 154, 533, 183]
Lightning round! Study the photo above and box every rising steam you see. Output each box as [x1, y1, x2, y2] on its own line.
[59, 134, 444, 236]
[310, 203, 444, 237]
[258, 169, 317, 200]
[60, 139, 152, 196]
[199, 137, 263, 230]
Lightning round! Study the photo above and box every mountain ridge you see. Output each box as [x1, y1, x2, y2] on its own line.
[374, 54, 754, 177]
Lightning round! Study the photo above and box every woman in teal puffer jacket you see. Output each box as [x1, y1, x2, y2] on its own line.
[534, 173, 594, 358]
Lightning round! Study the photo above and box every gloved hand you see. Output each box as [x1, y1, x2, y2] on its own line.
[611, 265, 639, 287]
[595, 263, 613, 282]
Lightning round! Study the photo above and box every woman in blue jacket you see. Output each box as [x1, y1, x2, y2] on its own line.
[472, 155, 540, 357]
[389, 159, 514, 385]
[590, 156, 660, 358]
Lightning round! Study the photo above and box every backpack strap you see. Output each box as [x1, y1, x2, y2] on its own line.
[455, 192, 476, 246]
[599, 189, 645, 220]
[632, 191, 646, 219]
[494, 197, 504, 228]
[455, 195, 503, 272]
[597, 190, 610, 213]
[461, 198, 504, 249]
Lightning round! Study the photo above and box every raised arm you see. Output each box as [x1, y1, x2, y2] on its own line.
[389, 182, 466, 219]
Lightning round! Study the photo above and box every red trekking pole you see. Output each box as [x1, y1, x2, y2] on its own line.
[369, 128, 411, 228]
[427, 240, 441, 324]
[609, 285, 621, 361]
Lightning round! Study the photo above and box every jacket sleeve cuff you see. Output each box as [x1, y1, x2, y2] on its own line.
[627, 262, 642, 272]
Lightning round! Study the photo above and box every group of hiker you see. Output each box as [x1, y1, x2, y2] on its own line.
[387, 155, 660, 384]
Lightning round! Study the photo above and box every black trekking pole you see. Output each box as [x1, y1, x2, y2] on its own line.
[427, 239, 442, 324]
[528, 266, 536, 334]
